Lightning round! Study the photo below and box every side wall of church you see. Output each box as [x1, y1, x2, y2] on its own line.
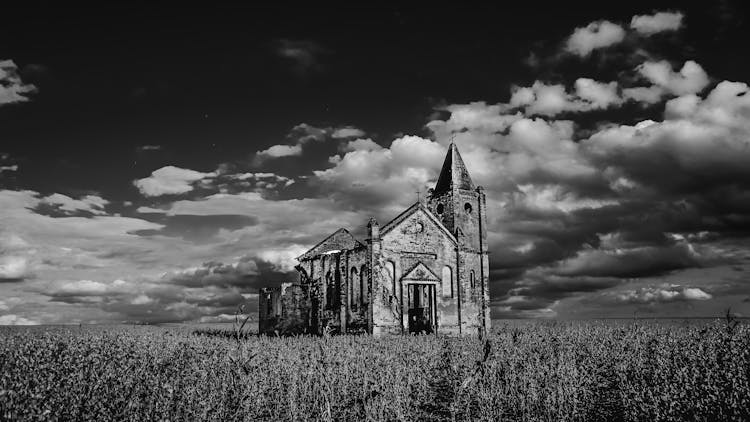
[456, 188, 490, 335]
[294, 246, 369, 334]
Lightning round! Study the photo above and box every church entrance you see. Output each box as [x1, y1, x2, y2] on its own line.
[407, 283, 435, 334]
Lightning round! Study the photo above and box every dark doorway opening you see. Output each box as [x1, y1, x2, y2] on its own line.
[407, 283, 436, 334]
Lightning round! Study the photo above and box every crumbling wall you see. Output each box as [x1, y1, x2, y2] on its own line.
[258, 287, 282, 335]
[277, 282, 310, 334]
[344, 248, 368, 334]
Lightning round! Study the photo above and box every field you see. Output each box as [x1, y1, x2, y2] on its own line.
[1, 319, 749, 421]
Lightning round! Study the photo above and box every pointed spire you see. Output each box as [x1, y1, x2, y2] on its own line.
[432, 142, 475, 195]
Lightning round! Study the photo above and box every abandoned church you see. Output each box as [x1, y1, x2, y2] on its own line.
[259, 142, 491, 336]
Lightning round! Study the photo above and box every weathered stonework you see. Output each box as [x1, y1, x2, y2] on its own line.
[259, 143, 491, 336]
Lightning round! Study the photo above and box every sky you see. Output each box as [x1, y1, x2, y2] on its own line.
[1, 3, 750, 325]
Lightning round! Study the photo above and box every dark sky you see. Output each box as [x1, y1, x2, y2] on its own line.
[1, 2, 750, 324]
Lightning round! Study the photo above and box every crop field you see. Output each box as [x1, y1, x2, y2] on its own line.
[1, 319, 749, 421]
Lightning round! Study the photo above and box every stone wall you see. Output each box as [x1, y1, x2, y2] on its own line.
[376, 206, 460, 336]
[258, 287, 282, 335]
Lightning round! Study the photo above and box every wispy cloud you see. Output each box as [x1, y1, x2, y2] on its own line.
[253, 123, 367, 164]
[274, 39, 331, 75]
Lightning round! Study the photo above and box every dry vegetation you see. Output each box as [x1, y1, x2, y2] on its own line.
[1, 318, 749, 421]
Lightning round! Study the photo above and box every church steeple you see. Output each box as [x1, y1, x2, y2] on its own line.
[432, 142, 475, 195]
[426, 141, 485, 246]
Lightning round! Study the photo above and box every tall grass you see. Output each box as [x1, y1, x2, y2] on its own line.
[1, 320, 748, 421]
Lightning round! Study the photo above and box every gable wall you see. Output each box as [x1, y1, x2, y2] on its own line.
[376, 208, 461, 335]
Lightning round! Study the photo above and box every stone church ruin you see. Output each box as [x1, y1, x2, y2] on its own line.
[259, 143, 490, 336]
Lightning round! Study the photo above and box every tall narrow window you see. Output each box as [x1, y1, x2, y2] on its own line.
[470, 270, 475, 291]
[266, 293, 273, 317]
[385, 261, 396, 296]
[442, 266, 452, 297]
[360, 265, 368, 306]
[325, 271, 336, 309]
[350, 267, 359, 309]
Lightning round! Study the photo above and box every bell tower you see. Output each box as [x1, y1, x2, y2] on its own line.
[427, 142, 490, 335]
[427, 142, 487, 251]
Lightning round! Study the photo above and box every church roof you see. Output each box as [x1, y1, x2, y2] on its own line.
[296, 228, 365, 261]
[432, 142, 475, 195]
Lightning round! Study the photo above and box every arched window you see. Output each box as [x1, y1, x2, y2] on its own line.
[442, 266, 452, 297]
[350, 267, 359, 309]
[385, 261, 396, 296]
[326, 270, 337, 309]
[470, 270, 476, 291]
[360, 265, 368, 306]
[464, 202, 473, 214]
[436, 203, 444, 214]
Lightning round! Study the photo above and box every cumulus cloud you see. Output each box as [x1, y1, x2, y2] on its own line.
[133, 166, 217, 196]
[574, 78, 622, 109]
[256, 144, 302, 158]
[583, 81, 750, 192]
[630, 11, 684, 35]
[314, 135, 446, 213]
[341, 138, 382, 152]
[565, 21, 626, 57]
[635, 60, 710, 97]
[564, 12, 683, 59]
[510, 79, 623, 116]
[40, 193, 109, 216]
[0, 59, 37, 105]
[622, 86, 664, 105]
[616, 284, 712, 303]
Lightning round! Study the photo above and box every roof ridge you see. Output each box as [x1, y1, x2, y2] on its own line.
[296, 227, 364, 260]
